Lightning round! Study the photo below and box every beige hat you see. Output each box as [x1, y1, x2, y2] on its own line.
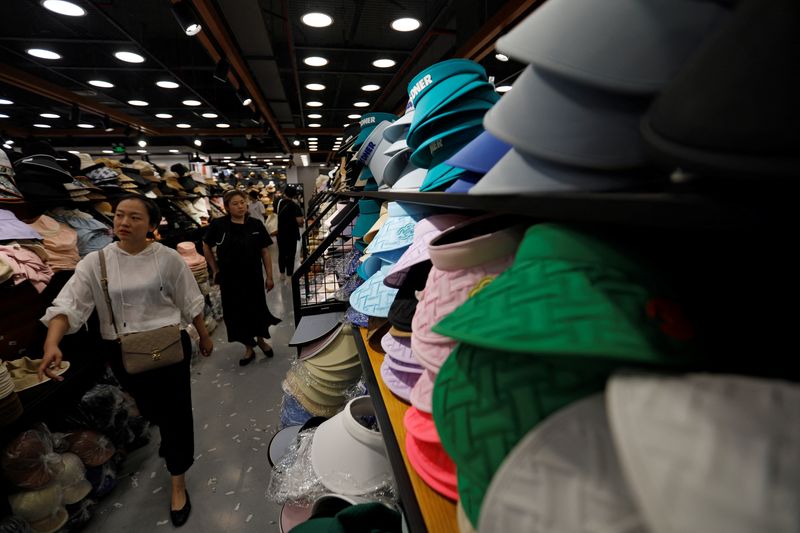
[29, 506, 69, 533]
[78, 153, 95, 170]
[363, 203, 389, 244]
[8, 483, 63, 523]
[56, 453, 91, 505]
[4, 358, 70, 392]
[285, 369, 346, 407]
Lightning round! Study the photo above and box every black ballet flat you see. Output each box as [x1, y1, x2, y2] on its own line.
[170, 490, 191, 527]
[258, 343, 274, 358]
[239, 353, 256, 366]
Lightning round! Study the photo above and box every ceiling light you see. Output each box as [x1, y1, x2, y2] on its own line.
[102, 115, 113, 131]
[169, 149, 180, 153]
[138, 137, 147, 147]
[128, 100, 149, 106]
[361, 84, 380, 92]
[155, 113, 173, 119]
[170, 0, 202, 36]
[176, 123, 191, 128]
[4, 140, 13, 145]
[228, 162, 235, 167]
[391, 17, 421, 32]
[307, 113, 322, 119]
[343, 123, 349, 127]
[156, 80, 180, 89]
[305, 83, 326, 91]
[42, 1, 86, 17]
[308, 137, 318, 141]
[306, 101, 323, 107]
[33, 124, 51, 128]
[136, 149, 147, 153]
[236, 91, 252, 106]
[335, 137, 343, 140]
[495, 53, 509, 62]
[300, 155, 309, 167]
[495, 85, 512, 93]
[301, 12, 333, 28]
[303, 56, 328, 67]
[182, 99, 201, 106]
[223, 156, 231, 159]
[0, 99, 13, 105]
[308, 123, 321, 128]
[40, 113, 60, 119]
[292, 140, 301, 147]
[77, 123, 94, 128]
[194, 138, 202, 147]
[353, 102, 369, 108]
[372, 58, 396, 68]
[27, 48, 61, 60]
[102, 150, 114, 154]
[202, 112, 218, 118]
[88, 80, 114, 88]
[216, 123, 230, 128]
[114, 51, 145, 63]
[347, 113, 361, 119]
[309, 148, 318, 151]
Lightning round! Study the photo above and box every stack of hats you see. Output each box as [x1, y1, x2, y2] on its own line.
[176, 242, 208, 286]
[428, 224, 702, 527]
[0, 363, 23, 427]
[377, 332, 421, 403]
[7, 482, 69, 533]
[48, 208, 114, 258]
[348, 113, 397, 188]
[62, 175, 106, 203]
[2, 428, 63, 491]
[4, 357, 70, 392]
[440, 131, 510, 193]
[11, 153, 73, 205]
[54, 452, 92, 506]
[0, 150, 25, 204]
[466, 0, 730, 196]
[26, 215, 80, 272]
[0, 209, 53, 293]
[284, 315, 363, 419]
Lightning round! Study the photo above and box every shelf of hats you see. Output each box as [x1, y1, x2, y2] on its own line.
[0, 144, 242, 525]
[284, 1, 800, 532]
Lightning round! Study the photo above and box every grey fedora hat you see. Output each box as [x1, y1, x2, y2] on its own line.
[497, 0, 730, 94]
[484, 65, 650, 169]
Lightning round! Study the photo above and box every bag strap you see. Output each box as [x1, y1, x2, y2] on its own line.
[98, 249, 120, 338]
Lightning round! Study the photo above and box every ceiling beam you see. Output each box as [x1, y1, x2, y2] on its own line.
[454, 0, 542, 60]
[0, 62, 160, 135]
[190, 0, 291, 154]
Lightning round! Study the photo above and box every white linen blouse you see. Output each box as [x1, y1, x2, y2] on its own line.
[41, 242, 205, 340]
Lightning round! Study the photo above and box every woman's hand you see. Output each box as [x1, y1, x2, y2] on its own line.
[265, 278, 274, 292]
[199, 336, 214, 357]
[38, 344, 65, 382]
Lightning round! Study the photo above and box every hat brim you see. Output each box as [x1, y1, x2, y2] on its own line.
[383, 111, 414, 143]
[410, 121, 484, 168]
[445, 130, 512, 175]
[365, 215, 416, 255]
[289, 312, 343, 346]
[407, 100, 495, 150]
[391, 164, 426, 191]
[349, 264, 398, 318]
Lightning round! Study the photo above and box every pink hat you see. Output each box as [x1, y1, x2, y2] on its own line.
[383, 214, 469, 289]
[404, 407, 440, 444]
[176, 242, 206, 270]
[406, 432, 458, 501]
[409, 368, 435, 413]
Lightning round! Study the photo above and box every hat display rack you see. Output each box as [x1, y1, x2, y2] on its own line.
[297, 1, 800, 532]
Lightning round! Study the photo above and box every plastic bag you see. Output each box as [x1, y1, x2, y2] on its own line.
[64, 430, 115, 467]
[60, 383, 149, 448]
[62, 498, 96, 532]
[2, 425, 63, 490]
[0, 515, 32, 533]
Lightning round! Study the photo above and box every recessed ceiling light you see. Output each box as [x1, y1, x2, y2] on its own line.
[309, 148, 318, 151]
[223, 156, 232, 159]
[308, 113, 322, 119]
[303, 56, 328, 67]
[495, 53, 509, 62]
[306, 101, 323, 107]
[308, 123, 321, 128]
[176, 123, 191, 128]
[169, 149, 180, 153]
[67, 150, 80, 154]
[343, 123, 349, 127]
[216, 123, 230, 128]
[88, 80, 114, 88]
[42, 0, 86, 17]
[372, 58, 396, 68]
[27, 48, 61, 60]
[391, 17, 421, 32]
[301, 12, 333, 27]
[102, 150, 114, 154]
[495, 85, 512, 93]
[40, 113, 60, 119]
[0, 114, 9, 118]
[347, 113, 361, 119]
[308, 137, 318, 141]
[33, 124, 52, 128]
[136, 149, 147, 153]
[361, 84, 380, 92]
[305, 83, 326, 91]
[155, 113, 173, 119]
[353, 102, 369, 108]
[77, 123, 95, 128]
[114, 51, 145, 63]
[201, 112, 218, 118]
[0, 99, 12, 105]
[128, 100, 149, 106]
[156, 80, 180, 89]
[335, 137, 343, 140]
[182, 99, 202, 106]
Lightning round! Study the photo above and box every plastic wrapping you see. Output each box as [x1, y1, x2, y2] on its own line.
[266, 428, 398, 507]
[63, 430, 116, 467]
[0, 516, 32, 533]
[335, 274, 365, 302]
[62, 498, 96, 532]
[280, 391, 315, 429]
[85, 459, 118, 499]
[2, 425, 63, 490]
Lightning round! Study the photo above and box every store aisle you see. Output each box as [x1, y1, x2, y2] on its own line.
[83, 256, 297, 532]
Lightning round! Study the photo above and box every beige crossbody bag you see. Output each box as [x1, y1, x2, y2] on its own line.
[99, 249, 183, 374]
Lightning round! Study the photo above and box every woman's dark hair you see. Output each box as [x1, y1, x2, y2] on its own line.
[248, 190, 260, 199]
[114, 194, 161, 227]
[283, 185, 298, 199]
[223, 190, 248, 211]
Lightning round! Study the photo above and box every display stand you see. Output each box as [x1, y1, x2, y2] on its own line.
[353, 328, 456, 533]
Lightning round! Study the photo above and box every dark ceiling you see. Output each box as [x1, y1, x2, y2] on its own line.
[0, 0, 528, 163]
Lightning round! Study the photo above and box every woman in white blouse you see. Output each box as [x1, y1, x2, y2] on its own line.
[37, 195, 213, 528]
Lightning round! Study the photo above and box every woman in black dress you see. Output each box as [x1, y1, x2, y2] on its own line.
[203, 190, 281, 365]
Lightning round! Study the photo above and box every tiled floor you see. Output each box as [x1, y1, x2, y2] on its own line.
[84, 249, 296, 532]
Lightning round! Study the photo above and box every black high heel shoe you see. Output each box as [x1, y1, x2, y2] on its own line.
[170, 490, 191, 527]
